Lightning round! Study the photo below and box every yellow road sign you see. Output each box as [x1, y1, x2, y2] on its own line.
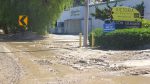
[18, 15, 28, 26]
[112, 7, 141, 21]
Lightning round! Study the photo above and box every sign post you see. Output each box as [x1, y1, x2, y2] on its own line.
[83, 0, 89, 47]
[79, 33, 82, 48]
[91, 32, 95, 48]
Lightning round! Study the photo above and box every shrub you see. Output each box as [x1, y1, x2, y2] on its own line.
[100, 28, 150, 49]
[142, 19, 150, 28]
[89, 28, 103, 46]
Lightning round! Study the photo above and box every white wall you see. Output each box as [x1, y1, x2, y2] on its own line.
[57, 6, 85, 23]
[70, 6, 85, 19]
[144, 0, 150, 20]
[57, 11, 70, 22]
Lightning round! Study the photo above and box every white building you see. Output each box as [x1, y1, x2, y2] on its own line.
[55, 0, 144, 34]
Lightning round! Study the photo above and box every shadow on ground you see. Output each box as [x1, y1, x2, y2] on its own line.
[0, 31, 47, 42]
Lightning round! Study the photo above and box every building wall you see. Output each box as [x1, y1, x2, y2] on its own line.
[57, 11, 70, 22]
[56, 0, 144, 34]
[57, 6, 85, 22]
[56, 6, 85, 34]
[64, 19, 82, 34]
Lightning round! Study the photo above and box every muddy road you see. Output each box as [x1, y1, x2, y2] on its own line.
[1, 34, 150, 84]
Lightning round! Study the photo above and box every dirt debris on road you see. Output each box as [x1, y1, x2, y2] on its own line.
[0, 44, 20, 84]
[1, 34, 150, 84]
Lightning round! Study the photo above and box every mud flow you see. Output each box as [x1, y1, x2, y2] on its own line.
[1, 34, 150, 84]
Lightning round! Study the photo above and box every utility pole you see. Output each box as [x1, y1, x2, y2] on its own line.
[84, 0, 89, 47]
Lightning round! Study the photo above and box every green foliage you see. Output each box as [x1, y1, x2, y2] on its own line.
[133, 1, 144, 17]
[99, 28, 150, 49]
[73, 0, 84, 6]
[142, 19, 150, 28]
[91, 0, 118, 21]
[92, 1, 144, 22]
[91, 8, 111, 21]
[0, 0, 73, 35]
[89, 28, 103, 46]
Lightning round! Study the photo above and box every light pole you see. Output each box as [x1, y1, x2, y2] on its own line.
[84, 0, 89, 47]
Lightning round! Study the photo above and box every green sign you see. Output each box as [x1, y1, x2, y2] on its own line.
[112, 7, 141, 21]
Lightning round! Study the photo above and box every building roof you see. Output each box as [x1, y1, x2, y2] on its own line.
[89, 0, 126, 7]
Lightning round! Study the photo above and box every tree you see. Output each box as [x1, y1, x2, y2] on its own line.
[91, 0, 118, 21]
[73, 0, 84, 7]
[133, 1, 144, 18]
[0, 0, 72, 35]
[91, 0, 144, 22]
